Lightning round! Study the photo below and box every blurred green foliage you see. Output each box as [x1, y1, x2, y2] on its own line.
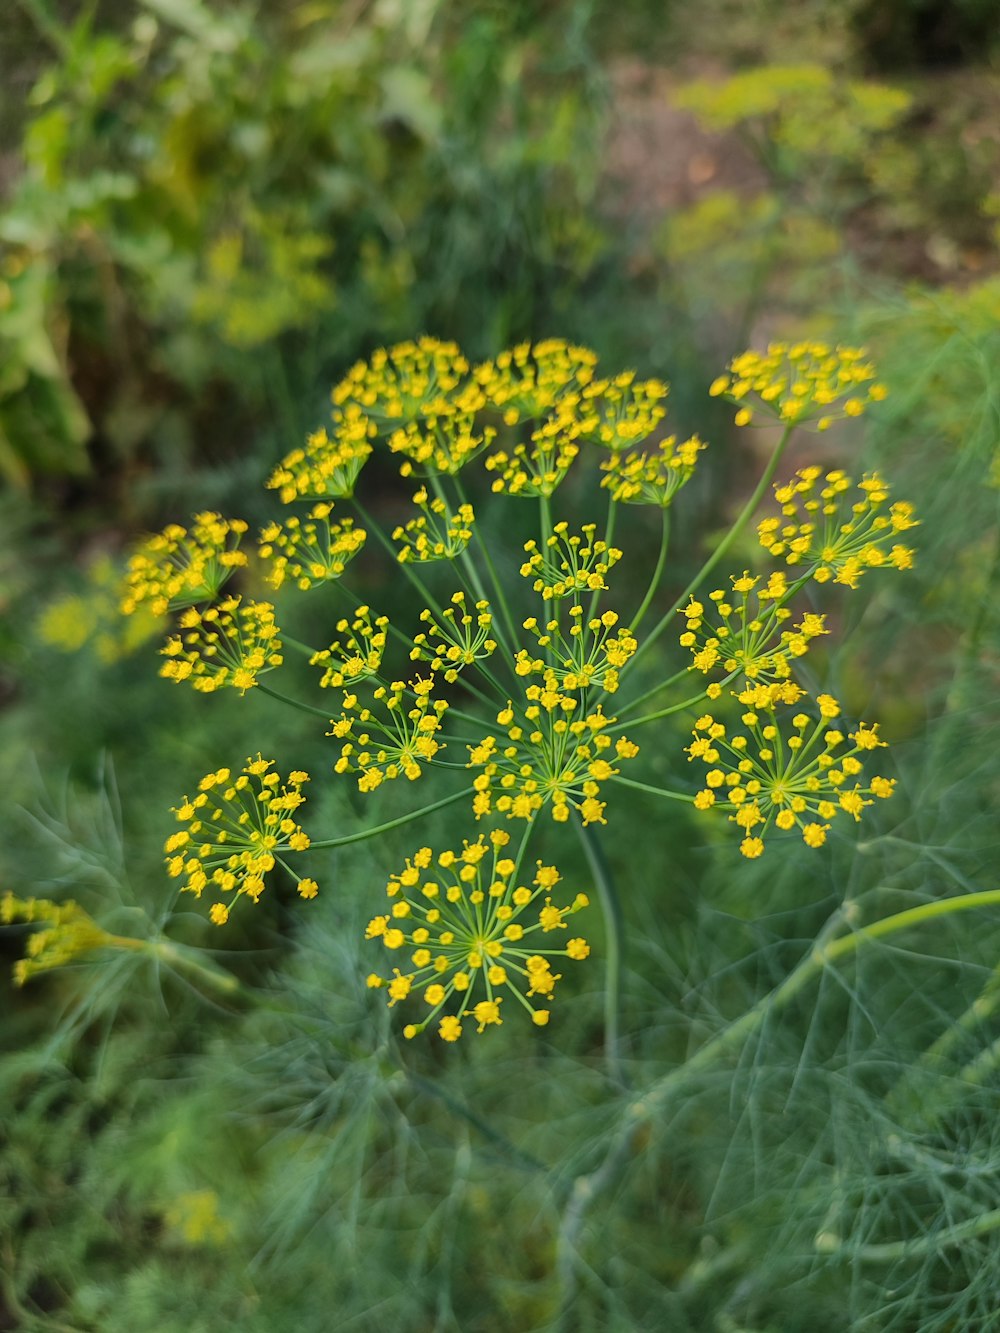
[662, 60, 999, 339]
[0, 0, 616, 497]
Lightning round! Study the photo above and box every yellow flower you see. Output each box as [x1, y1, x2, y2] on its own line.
[311, 605, 389, 688]
[366, 835, 589, 1037]
[159, 597, 283, 694]
[575, 371, 669, 452]
[266, 407, 374, 503]
[687, 689, 894, 855]
[600, 433, 705, 506]
[520, 522, 622, 600]
[334, 338, 475, 428]
[468, 686, 637, 826]
[258, 507, 366, 590]
[758, 467, 917, 586]
[1, 892, 122, 986]
[329, 679, 449, 790]
[475, 339, 598, 422]
[393, 491, 476, 563]
[410, 592, 497, 683]
[681, 570, 827, 683]
[121, 512, 249, 617]
[710, 342, 888, 428]
[165, 757, 312, 920]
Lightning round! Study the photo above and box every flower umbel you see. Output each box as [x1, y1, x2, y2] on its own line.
[576, 372, 669, 451]
[266, 408, 374, 503]
[1, 893, 125, 986]
[520, 522, 623, 600]
[159, 597, 283, 693]
[681, 571, 828, 682]
[687, 685, 895, 856]
[410, 592, 498, 683]
[330, 679, 449, 791]
[468, 692, 638, 826]
[365, 832, 590, 1038]
[310, 605, 389, 689]
[121, 512, 249, 617]
[164, 757, 313, 923]
[259, 507, 367, 591]
[334, 338, 473, 426]
[388, 414, 496, 477]
[600, 434, 705, 506]
[476, 339, 598, 423]
[393, 489, 476, 563]
[709, 341, 888, 428]
[519, 611, 637, 694]
[758, 467, 917, 587]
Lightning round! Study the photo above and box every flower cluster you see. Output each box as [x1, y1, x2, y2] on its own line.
[160, 597, 283, 693]
[687, 685, 895, 857]
[758, 467, 917, 586]
[365, 833, 590, 1038]
[1, 892, 121, 986]
[518, 611, 637, 693]
[119, 335, 918, 1043]
[475, 339, 598, 423]
[388, 415, 495, 477]
[468, 694, 638, 826]
[258, 507, 367, 590]
[681, 571, 827, 682]
[266, 409, 374, 503]
[410, 593, 497, 683]
[709, 342, 888, 428]
[329, 679, 449, 790]
[310, 605, 388, 689]
[333, 338, 472, 424]
[485, 408, 581, 497]
[520, 523, 623, 600]
[120, 512, 249, 617]
[393, 489, 476, 563]
[576, 372, 669, 451]
[600, 433, 705, 506]
[164, 757, 314, 923]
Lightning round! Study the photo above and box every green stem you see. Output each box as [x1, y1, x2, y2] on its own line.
[554, 888, 1000, 1301]
[281, 632, 320, 658]
[629, 510, 670, 636]
[144, 938, 245, 997]
[817, 1207, 1000, 1264]
[309, 786, 471, 849]
[574, 818, 625, 1087]
[615, 666, 692, 717]
[588, 495, 618, 621]
[627, 424, 793, 674]
[612, 684, 725, 731]
[884, 962, 1000, 1122]
[539, 493, 556, 664]
[353, 498, 451, 626]
[257, 682, 331, 718]
[955, 1030, 1000, 1094]
[453, 473, 521, 654]
[644, 891, 1000, 1099]
[609, 775, 695, 804]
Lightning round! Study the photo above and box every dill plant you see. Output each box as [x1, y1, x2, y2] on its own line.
[9, 337, 913, 1043]
[9, 333, 1000, 1329]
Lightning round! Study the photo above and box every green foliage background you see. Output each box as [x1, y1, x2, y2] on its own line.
[2, 1, 1000, 1330]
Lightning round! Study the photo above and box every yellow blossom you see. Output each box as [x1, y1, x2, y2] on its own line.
[366, 836, 589, 1037]
[121, 513, 249, 617]
[165, 757, 312, 920]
